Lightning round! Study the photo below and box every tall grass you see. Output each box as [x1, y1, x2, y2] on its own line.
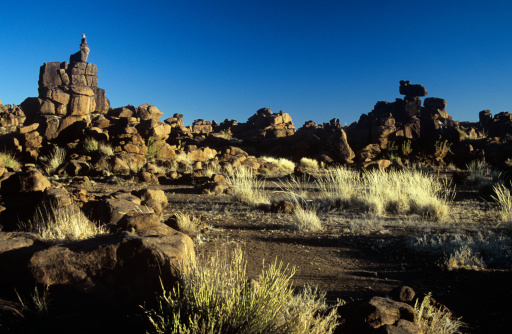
[492, 182, 512, 223]
[316, 167, 451, 220]
[227, 167, 270, 206]
[466, 160, 501, 192]
[145, 248, 340, 334]
[18, 205, 106, 243]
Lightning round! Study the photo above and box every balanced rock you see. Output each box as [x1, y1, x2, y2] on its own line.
[399, 80, 428, 97]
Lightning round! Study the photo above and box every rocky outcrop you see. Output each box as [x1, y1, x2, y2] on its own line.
[231, 108, 295, 139]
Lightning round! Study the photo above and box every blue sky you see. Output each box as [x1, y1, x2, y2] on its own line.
[1, 0, 511, 127]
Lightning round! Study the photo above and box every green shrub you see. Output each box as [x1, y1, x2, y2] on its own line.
[144, 248, 340, 334]
[146, 136, 166, 162]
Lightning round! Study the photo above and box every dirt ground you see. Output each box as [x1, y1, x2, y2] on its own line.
[86, 175, 512, 334]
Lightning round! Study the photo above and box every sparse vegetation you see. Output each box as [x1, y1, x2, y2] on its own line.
[434, 140, 452, 162]
[145, 248, 340, 334]
[146, 136, 166, 162]
[467, 160, 502, 192]
[401, 139, 413, 156]
[409, 231, 512, 270]
[39, 145, 67, 175]
[415, 293, 463, 334]
[18, 204, 106, 243]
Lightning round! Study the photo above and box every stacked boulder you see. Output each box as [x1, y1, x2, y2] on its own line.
[346, 80, 455, 163]
[0, 104, 26, 133]
[13, 37, 110, 159]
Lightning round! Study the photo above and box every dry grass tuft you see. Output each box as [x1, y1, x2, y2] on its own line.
[294, 206, 322, 231]
[144, 247, 340, 334]
[174, 212, 202, 236]
[300, 157, 319, 170]
[18, 205, 106, 243]
[492, 182, 512, 223]
[227, 167, 270, 206]
[261, 156, 296, 173]
[415, 293, 464, 334]
[0, 151, 21, 171]
[39, 146, 66, 175]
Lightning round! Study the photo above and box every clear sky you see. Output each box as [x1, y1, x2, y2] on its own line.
[1, 0, 511, 127]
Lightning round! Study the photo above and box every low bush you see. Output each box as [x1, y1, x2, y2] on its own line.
[144, 248, 340, 334]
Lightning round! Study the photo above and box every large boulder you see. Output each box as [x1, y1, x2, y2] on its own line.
[0, 228, 194, 313]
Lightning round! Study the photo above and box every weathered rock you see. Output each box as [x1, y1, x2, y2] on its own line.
[41, 188, 73, 207]
[95, 198, 154, 225]
[363, 159, 392, 170]
[424, 97, 447, 110]
[357, 144, 382, 162]
[270, 200, 295, 214]
[134, 188, 168, 207]
[0, 231, 42, 253]
[137, 104, 163, 121]
[27, 228, 194, 310]
[1, 170, 52, 193]
[390, 286, 416, 303]
[69, 35, 90, 63]
[365, 297, 416, 328]
[39, 62, 63, 87]
[114, 212, 161, 231]
[399, 80, 427, 97]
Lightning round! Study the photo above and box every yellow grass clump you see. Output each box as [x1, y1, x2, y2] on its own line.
[19, 205, 106, 243]
[415, 294, 463, 334]
[0, 151, 21, 171]
[300, 157, 319, 170]
[227, 167, 270, 206]
[261, 156, 296, 173]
